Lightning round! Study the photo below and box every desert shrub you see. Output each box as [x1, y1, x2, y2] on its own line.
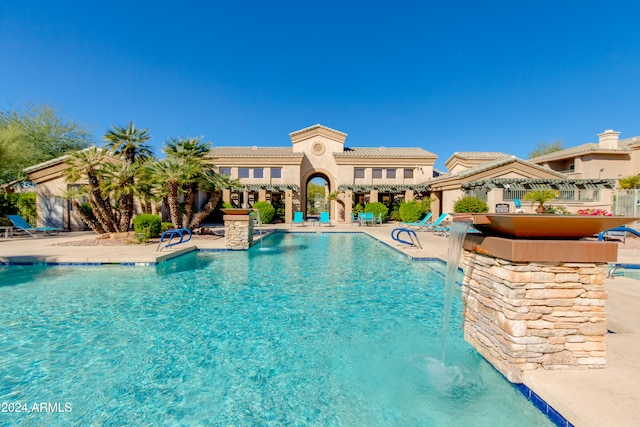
[364, 201, 389, 220]
[161, 222, 174, 232]
[133, 214, 162, 239]
[253, 201, 275, 224]
[398, 200, 428, 222]
[352, 203, 364, 215]
[454, 196, 489, 213]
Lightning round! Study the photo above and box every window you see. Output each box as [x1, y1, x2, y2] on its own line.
[404, 168, 414, 179]
[220, 167, 231, 176]
[372, 168, 383, 179]
[254, 168, 264, 179]
[271, 167, 282, 179]
[386, 169, 396, 179]
[239, 168, 250, 178]
[354, 168, 365, 179]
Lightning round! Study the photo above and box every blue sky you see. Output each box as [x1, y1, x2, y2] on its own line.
[2, 1, 639, 169]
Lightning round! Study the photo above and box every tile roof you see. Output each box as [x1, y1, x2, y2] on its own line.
[333, 147, 437, 158]
[429, 156, 566, 183]
[529, 136, 638, 162]
[207, 147, 303, 157]
[448, 152, 511, 160]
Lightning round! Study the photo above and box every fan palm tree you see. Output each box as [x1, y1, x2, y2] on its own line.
[524, 189, 560, 214]
[101, 161, 144, 231]
[102, 122, 153, 164]
[63, 147, 118, 232]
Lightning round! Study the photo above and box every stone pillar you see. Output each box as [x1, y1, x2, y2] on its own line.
[224, 214, 253, 250]
[258, 189, 267, 202]
[285, 190, 293, 224]
[461, 235, 614, 383]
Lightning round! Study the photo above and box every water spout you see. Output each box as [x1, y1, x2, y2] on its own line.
[441, 220, 470, 363]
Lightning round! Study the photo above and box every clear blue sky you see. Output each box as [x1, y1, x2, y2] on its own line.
[2, 1, 639, 169]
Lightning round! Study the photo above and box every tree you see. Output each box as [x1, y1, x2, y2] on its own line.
[102, 122, 154, 230]
[62, 147, 118, 233]
[0, 103, 93, 184]
[102, 122, 153, 164]
[524, 189, 559, 214]
[619, 175, 640, 189]
[528, 141, 564, 159]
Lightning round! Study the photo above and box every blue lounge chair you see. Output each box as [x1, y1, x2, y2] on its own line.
[416, 213, 448, 231]
[7, 214, 60, 237]
[404, 212, 433, 229]
[514, 198, 525, 213]
[319, 212, 332, 226]
[291, 211, 305, 227]
[349, 212, 360, 226]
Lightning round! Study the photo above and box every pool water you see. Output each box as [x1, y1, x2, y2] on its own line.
[0, 233, 553, 426]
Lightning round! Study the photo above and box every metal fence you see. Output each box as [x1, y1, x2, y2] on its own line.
[613, 189, 640, 217]
[500, 189, 600, 202]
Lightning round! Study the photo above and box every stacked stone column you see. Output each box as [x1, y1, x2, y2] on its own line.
[461, 250, 608, 383]
[224, 214, 254, 250]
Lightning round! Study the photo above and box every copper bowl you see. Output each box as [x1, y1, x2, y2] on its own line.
[468, 214, 639, 239]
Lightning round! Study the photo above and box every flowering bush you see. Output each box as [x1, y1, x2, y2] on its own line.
[577, 208, 612, 216]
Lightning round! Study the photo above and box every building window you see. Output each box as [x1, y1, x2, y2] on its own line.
[372, 168, 383, 179]
[354, 168, 365, 179]
[271, 167, 282, 179]
[220, 167, 231, 176]
[386, 169, 396, 179]
[239, 168, 250, 178]
[404, 168, 413, 179]
[254, 168, 264, 179]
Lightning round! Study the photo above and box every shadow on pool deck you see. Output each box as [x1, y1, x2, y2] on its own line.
[1, 223, 639, 426]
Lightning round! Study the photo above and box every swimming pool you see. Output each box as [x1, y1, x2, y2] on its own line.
[0, 233, 553, 426]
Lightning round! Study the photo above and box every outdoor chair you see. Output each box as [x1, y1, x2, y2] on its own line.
[319, 212, 332, 226]
[404, 212, 433, 229]
[349, 213, 360, 226]
[416, 213, 448, 231]
[7, 214, 60, 237]
[514, 198, 525, 213]
[291, 211, 305, 227]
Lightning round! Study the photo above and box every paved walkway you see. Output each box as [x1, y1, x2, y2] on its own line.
[1, 223, 639, 426]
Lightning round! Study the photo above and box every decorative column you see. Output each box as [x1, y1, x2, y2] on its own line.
[461, 234, 615, 383]
[222, 209, 254, 250]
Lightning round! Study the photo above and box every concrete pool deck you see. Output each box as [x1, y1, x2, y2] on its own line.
[1, 223, 639, 427]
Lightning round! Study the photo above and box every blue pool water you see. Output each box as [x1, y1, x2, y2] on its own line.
[0, 233, 553, 426]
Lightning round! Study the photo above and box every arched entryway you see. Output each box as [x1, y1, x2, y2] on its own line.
[300, 170, 337, 221]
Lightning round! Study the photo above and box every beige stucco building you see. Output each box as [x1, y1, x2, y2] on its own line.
[207, 124, 437, 223]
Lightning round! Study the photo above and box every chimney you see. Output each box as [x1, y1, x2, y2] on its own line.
[598, 129, 620, 149]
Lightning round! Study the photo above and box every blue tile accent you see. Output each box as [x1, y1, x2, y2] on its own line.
[514, 382, 572, 427]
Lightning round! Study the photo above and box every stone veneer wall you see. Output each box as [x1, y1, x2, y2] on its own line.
[224, 217, 254, 250]
[461, 250, 608, 383]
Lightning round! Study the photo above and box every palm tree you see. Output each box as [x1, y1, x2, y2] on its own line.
[145, 157, 198, 228]
[619, 175, 640, 189]
[102, 122, 153, 164]
[102, 122, 154, 230]
[101, 161, 144, 231]
[524, 189, 560, 214]
[63, 147, 118, 232]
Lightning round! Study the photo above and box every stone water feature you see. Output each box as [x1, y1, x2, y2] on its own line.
[222, 208, 254, 250]
[457, 214, 637, 383]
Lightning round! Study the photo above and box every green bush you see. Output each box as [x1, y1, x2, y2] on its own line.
[453, 196, 489, 213]
[398, 200, 428, 222]
[161, 222, 174, 232]
[0, 192, 36, 225]
[364, 202, 389, 221]
[132, 214, 162, 238]
[352, 203, 364, 215]
[253, 201, 275, 224]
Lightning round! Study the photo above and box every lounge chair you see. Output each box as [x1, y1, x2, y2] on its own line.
[404, 212, 433, 229]
[7, 214, 60, 237]
[514, 198, 525, 213]
[319, 212, 332, 226]
[291, 211, 305, 227]
[416, 213, 448, 231]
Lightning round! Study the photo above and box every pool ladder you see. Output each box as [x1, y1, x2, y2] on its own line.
[156, 228, 192, 251]
[391, 228, 423, 249]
